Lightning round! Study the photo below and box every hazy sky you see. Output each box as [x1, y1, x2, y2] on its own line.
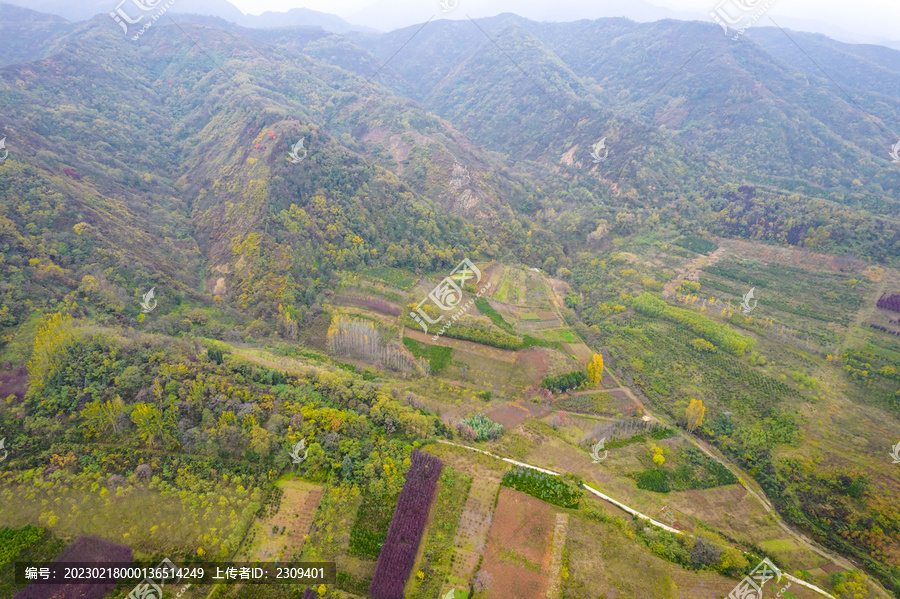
[225, 0, 900, 43]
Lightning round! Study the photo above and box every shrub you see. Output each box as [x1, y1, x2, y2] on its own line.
[135, 464, 152, 481]
[348, 493, 397, 560]
[547, 411, 570, 430]
[501, 467, 582, 508]
[691, 538, 722, 568]
[632, 293, 755, 355]
[206, 346, 225, 364]
[541, 370, 588, 392]
[634, 469, 671, 493]
[691, 338, 715, 352]
[0, 526, 45, 568]
[457, 414, 503, 441]
[404, 392, 424, 410]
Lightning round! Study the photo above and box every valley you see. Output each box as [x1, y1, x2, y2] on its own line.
[0, 3, 899, 599]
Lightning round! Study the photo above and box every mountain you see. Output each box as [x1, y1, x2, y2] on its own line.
[347, 0, 696, 32]
[0, 0, 243, 22]
[331, 15, 900, 218]
[2, 9, 899, 324]
[747, 27, 900, 99]
[0, 0, 372, 33]
[240, 7, 377, 33]
[1, 9, 900, 599]
[0, 4, 76, 67]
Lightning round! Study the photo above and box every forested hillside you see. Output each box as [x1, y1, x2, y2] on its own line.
[0, 5, 899, 599]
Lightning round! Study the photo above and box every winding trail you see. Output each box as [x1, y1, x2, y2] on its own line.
[537, 266, 859, 580]
[662, 246, 728, 298]
[435, 439, 839, 599]
[636, 401, 856, 573]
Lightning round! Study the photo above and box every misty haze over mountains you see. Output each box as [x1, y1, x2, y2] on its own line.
[2, 0, 900, 48]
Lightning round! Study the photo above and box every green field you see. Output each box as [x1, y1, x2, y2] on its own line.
[365, 266, 418, 289]
[403, 337, 454, 373]
[540, 328, 577, 343]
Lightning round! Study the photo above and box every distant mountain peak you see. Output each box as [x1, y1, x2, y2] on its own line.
[0, 0, 373, 33]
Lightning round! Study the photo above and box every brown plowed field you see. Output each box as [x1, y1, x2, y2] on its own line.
[480, 487, 556, 599]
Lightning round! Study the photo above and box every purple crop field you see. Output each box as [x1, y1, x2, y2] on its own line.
[877, 293, 900, 313]
[15, 535, 132, 599]
[345, 295, 402, 316]
[368, 450, 443, 599]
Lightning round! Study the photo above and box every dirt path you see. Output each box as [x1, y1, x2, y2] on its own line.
[545, 514, 568, 599]
[437, 440, 839, 599]
[662, 246, 728, 298]
[230, 346, 330, 375]
[444, 475, 501, 595]
[635, 399, 857, 573]
[404, 328, 520, 363]
[592, 362, 862, 581]
[838, 275, 889, 357]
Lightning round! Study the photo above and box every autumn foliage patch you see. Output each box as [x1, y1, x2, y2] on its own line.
[368, 450, 443, 599]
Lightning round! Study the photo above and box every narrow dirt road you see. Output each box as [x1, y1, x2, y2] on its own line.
[662, 245, 728, 298]
[631, 392, 858, 574]
[436, 439, 840, 599]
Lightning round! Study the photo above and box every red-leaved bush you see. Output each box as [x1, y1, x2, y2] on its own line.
[368, 450, 443, 599]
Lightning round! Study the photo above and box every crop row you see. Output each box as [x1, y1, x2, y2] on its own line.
[368, 450, 443, 599]
[876, 293, 900, 313]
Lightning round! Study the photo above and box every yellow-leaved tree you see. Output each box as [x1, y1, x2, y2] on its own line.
[27, 311, 79, 402]
[586, 353, 604, 387]
[80, 395, 125, 439]
[685, 398, 706, 433]
[130, 403, 179, 448]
